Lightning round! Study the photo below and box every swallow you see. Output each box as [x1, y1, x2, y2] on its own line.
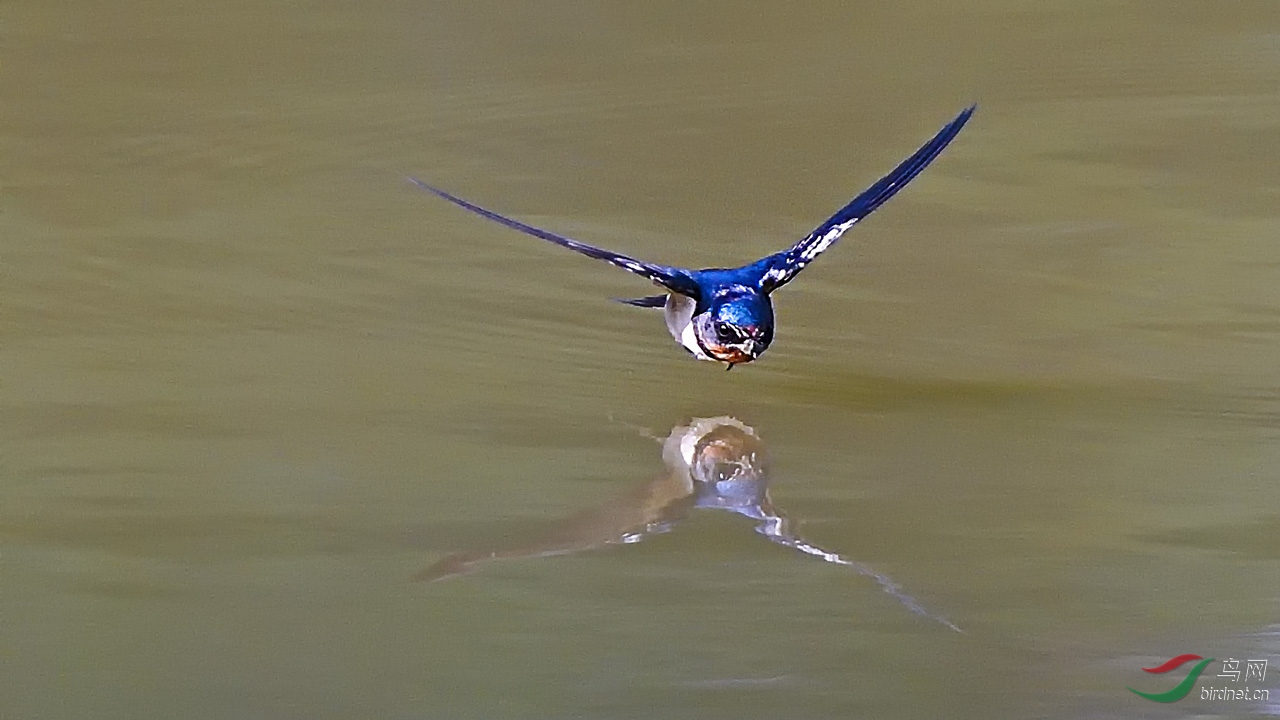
[414, 416, 961, 631]
[411, 105, 974, 368]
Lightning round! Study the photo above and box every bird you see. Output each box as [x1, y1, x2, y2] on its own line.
[411, 105, 974, 369]
[413, 415, 962, 631]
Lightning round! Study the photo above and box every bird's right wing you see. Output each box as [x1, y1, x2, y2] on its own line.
[615, 294, 668, 308]
[410, 178, 701, 299]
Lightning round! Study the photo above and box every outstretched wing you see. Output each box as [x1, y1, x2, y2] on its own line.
[758, 105, 975, 292]
[409, 178, 701, 298]
[615, 294, 668, 308]
[751, 511, 962, 632]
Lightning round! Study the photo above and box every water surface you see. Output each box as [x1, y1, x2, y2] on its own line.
[3, 1, 1280, 718]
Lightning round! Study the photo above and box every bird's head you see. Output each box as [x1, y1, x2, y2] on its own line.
[693, 291, 774, 366]
[662, 416, 768, 488]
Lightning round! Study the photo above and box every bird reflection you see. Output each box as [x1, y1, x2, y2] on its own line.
[419, 416, 959, 631]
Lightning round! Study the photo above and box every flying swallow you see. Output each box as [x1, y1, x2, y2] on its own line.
[412, 105, 974, 368]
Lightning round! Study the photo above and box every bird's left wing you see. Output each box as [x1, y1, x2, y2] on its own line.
[758, 105, 975, 292]
[410, 178, 701, 299]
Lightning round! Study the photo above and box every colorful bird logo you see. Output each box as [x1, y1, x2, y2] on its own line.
[1128, 654, 1215, 703]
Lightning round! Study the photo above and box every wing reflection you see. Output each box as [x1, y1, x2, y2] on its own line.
[419, 416, 960, 631]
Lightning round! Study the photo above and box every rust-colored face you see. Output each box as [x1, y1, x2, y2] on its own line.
[690, 424, 767, 485]
[700, 342, 756, 365]
[695, 315, 771, 365]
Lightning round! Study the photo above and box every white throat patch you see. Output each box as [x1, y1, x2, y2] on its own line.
[663, 294, 714, 361]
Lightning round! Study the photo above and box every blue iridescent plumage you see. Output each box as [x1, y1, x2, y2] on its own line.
[412, 105, 974, 367]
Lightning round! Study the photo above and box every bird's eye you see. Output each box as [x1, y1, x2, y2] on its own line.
[714, 322, 735, 340]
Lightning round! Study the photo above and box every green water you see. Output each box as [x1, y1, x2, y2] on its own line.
[4, 1, 1280, 718]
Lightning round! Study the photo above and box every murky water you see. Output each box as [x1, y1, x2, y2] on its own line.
[4, 1, 1280, 718]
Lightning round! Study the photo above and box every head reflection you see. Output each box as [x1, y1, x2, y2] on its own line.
[420, 416, 959, 631]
